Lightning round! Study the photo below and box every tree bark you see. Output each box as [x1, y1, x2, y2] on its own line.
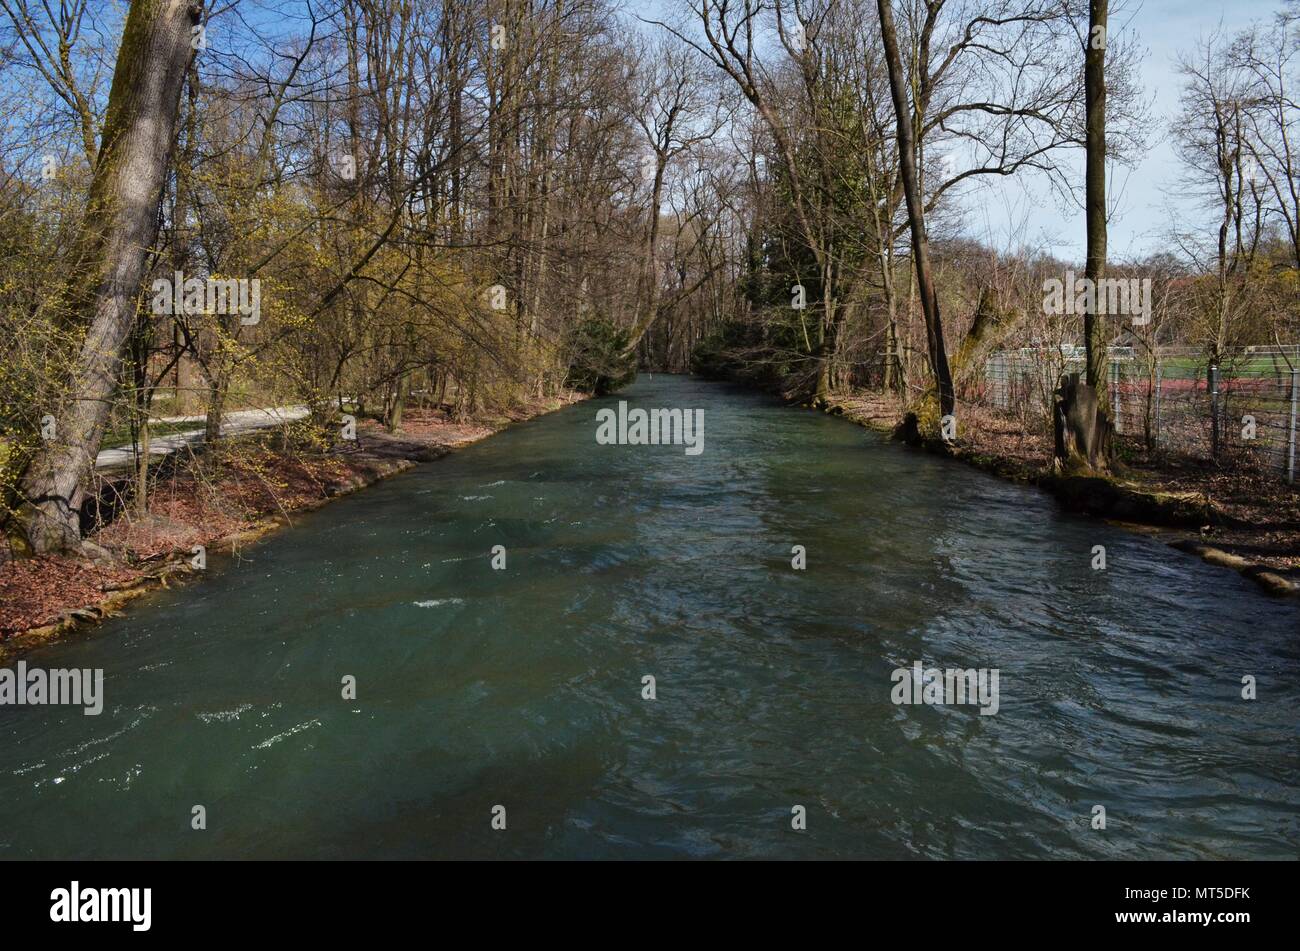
[1056, 0, 1113, 473]
[14, 0, 203, 554]
[876, 0, 954, 418]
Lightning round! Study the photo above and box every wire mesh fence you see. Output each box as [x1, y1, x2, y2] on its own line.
[981, 345, 1299, 483]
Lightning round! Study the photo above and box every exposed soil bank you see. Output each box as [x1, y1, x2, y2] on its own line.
[0, 394, 585, 656]
[826, 391, 1300, 597]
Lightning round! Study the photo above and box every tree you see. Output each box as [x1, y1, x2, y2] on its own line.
[1054, 0, 1113, 473]
[877, 0, 955, 418]
[621, 35, 722, 358]
[13, 0, 203, 554]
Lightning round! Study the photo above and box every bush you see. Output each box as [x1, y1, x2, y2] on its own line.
[564, 318, 636, 395]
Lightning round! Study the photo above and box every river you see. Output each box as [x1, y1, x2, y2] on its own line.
[2, 375, 1297, 859]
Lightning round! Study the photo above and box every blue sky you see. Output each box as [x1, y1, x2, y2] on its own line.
[623, 0, 1291, 262]
[7, 0, 1282, 265]
[959, 0, 1290, 262]
[121, 0, 1296, 265]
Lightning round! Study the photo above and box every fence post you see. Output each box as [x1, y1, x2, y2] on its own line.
[1288, 367, 1298, 485]
[1209, 363, 1221, 462]
[1111, 359, 1122, 434]
[1154, 361, 1164, 454]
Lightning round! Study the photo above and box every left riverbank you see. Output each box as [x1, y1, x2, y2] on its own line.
[0, 392, 586, 656]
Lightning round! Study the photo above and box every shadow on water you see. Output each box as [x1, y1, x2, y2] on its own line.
[1, 374, 1297, 858]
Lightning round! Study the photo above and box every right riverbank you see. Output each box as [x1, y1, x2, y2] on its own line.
[824, 390, 1300, 597]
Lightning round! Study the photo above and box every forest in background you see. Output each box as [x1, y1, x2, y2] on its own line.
[0, 0, 1297, 565]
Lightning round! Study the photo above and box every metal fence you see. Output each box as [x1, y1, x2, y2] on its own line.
[981, 345, 1299, 483]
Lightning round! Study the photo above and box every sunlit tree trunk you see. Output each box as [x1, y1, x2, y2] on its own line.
[15, 0, 203, 554]
[877, 0, 954, 418]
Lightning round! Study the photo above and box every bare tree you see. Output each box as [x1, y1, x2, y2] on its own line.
[1054, 0, 1112, 472]
[878, 0, 955, 417]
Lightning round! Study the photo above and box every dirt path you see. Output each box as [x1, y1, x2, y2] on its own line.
[95, 405, 309, 470]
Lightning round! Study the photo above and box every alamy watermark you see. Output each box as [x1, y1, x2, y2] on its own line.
[1042, 270, 1151, 326]
[890, 661, 999, 715]
[50, 882, 150, 931]
[595, 401, 704, 455]
[0, 662, 103, 715]
[151, 271, 261, 325]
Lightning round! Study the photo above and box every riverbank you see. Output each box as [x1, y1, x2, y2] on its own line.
[0, 392, 585, 655]
[826, 391, 1300, 597]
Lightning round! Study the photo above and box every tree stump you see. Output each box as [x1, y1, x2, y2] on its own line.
[1054, 372, 1111, 473]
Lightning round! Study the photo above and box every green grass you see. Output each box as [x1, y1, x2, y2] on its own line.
[1157, 355, 1296, 376]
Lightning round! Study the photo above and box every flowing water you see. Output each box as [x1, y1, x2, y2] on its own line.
[2, 375, 1297, 859]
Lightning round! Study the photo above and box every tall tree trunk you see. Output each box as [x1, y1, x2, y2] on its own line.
[204, 373, 225, 445]
[131, 317, 153, 518]
[135, 413, 151, 518]
[624, 159, 667, 358]
[14, 0, 203, 555]
[1055, 0, 1113, 472]
[1083, 0, 1109, 400]
[388, 371, 409, 432]
[876, 0, 954, 419]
